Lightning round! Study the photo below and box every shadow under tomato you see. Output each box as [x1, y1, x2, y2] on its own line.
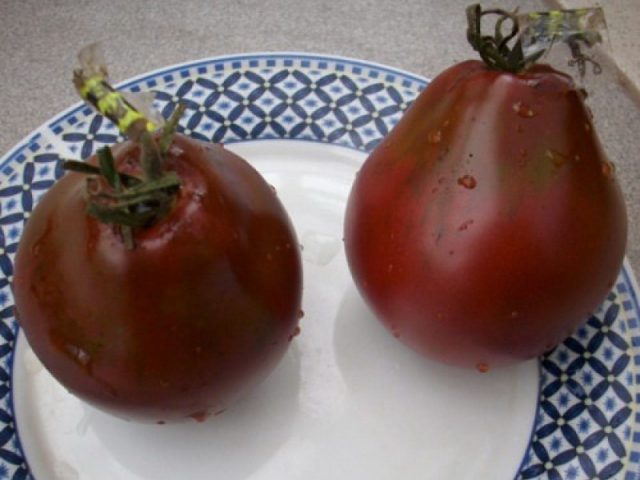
[83, 346, 301, 480]
[330, 287, 539, 480]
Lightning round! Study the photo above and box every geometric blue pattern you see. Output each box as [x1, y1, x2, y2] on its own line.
[47, 56, 421, 159]
[517, 286, 637, 480]
[0, 53, 638, 480]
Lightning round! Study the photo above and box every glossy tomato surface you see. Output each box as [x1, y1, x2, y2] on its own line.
[344, 60, 627, 369]
[13, 133, 302, 422]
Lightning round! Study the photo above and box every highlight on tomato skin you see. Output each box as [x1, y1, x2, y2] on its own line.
[343, 5, 627, 370]
[13, 133, 304, 423]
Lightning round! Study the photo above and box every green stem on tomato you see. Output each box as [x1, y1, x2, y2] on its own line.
[465, 4, 541, 73]
[69, 47, 189, 247]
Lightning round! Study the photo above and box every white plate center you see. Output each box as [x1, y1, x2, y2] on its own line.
[13, 140, 538, 480]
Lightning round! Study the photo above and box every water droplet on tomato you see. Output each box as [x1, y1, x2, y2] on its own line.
[192, 190, 205, 204]
[511, 311, 519, 319]
[387, 264, 394, 273]
[602, 161, 615, 178]
[188, 411, 210, 422]
[457, 219, 474, 231]
[574, 154, 581, 163]
[288, 325, 301, 341]
[546, 149, 569, 167]
[169, 145, 184, 157]
[457, 175, 476, 189]
[512, 101, 535, 118]
[428, 130, 442, 144]
[65, 344, 91, 369]
[476, 362, 490, 373]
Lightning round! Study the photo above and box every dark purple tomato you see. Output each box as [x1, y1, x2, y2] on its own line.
[13, 133, 303, 422]
[344, 59, 626, 370]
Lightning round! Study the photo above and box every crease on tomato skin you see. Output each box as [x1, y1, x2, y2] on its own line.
[119, 142, 300, 410]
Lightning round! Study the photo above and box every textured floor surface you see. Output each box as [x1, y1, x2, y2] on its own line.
[0, 0, 638, 276]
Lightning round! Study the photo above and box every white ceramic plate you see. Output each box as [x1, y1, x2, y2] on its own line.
[0, 53, 639, 480]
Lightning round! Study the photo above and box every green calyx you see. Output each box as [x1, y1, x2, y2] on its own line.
[466, 4, 545, 73]
[63, 104, 185, 248]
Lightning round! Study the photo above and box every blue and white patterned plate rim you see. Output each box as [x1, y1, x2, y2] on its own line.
[0, 52, 638, 480]
[0, 51, 427, 173]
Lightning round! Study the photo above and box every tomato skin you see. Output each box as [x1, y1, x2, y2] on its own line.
[13, 134, 302, 422]
[344, 60, 627, 369]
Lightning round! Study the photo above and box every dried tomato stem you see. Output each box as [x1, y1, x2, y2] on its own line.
[465, 4, 542, 73]
[70, 46, 188, 247]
